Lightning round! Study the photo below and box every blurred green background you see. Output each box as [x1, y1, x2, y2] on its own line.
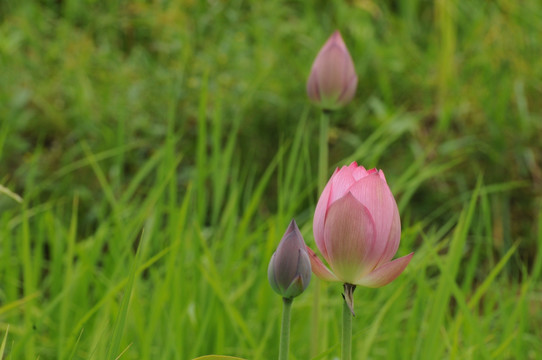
[1, 0, 541, 359]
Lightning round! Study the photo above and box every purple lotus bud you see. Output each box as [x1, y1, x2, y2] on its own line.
[268, 219, 312, 299]
[306, 30, 358, 110]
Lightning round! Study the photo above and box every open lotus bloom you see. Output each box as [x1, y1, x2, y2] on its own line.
[307, 162, 413, 287]
[306, 30, 358, 110]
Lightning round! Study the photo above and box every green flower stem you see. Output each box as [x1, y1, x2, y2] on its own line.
[342, 298, 352, 360]
[279, 297, 293, 360]
[309, 281, 320, 358]
[312, 109, 330, 357]
[318, 110, 330, 192]
[342, 283, 355, 360]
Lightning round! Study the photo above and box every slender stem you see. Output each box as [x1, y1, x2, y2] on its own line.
[279, 297, 293, 360]
[310, 280, 320, 358]
[342, 283, 355, 360]
[318, 110, 330, 192]
[342, 299, 352, 360]
[312, 110, 330, 357]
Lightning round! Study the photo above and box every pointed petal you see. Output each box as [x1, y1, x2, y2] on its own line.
[374, 203, 401, 268]
[348, 173, 399, 269]
[313, 176, 333, 259]
[355, 253, 413, 288]
[337, 72, 357, 107]
[377, 169, 387, 182]
[328, 30, 347, 51]
[267, 253, 281, 293]
[324, 193, 376, 283]
[306, 246, 339, 282]
[306, 70, 320, 103]
[347, 161, 358, 168]
[329, 164, 356, 203]
[296, 248, 312, 292]
[283, 219, 305, 250]
[351, 164, 367, 181]
[284, 275, 304, 299]
[284, 219, 298, 235]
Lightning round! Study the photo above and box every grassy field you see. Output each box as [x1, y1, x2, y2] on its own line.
[1, 0, 542, 359]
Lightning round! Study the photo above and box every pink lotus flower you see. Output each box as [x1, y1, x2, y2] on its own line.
[307, 162, 413, 287]
[306, 30, 358, 110]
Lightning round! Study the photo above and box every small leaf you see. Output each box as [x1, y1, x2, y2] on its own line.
[192, 356, 247, 360]
[0, 184, 23, 203]
[0, 325, 9, 358]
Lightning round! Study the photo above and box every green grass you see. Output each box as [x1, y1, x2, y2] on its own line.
[1, 0, 542, 359]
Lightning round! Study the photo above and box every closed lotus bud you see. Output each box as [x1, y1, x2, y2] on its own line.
[307, 162, 413, 288]
[268, 220, 311, 299]
[306, 30, 358, 110]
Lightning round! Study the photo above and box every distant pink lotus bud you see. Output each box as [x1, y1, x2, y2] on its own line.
[268, 219, 312, 299]
[307, 162, 413, 287]
[306, 30, 358, 110]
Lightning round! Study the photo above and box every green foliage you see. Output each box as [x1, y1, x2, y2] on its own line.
[193, 356, 247, 360]
[0, 0, 541, 359]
